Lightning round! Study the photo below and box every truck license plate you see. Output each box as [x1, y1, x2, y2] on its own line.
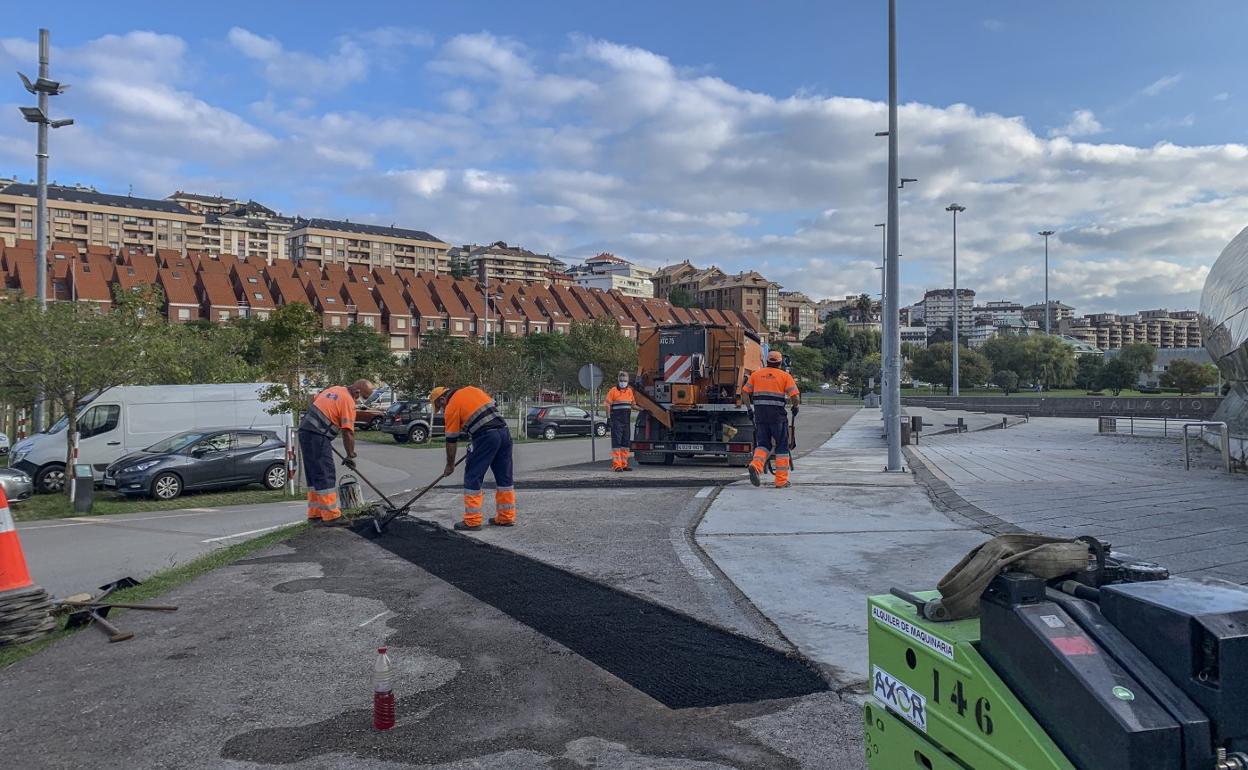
[675, 443, 704, 451]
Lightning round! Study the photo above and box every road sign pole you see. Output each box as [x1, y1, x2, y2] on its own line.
[590, 375, 597, 463]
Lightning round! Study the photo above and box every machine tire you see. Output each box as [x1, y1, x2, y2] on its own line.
[543, 426, 558, 441]
[35, 463, 66, 494]
[151, 472, 183, 501]
[408, 424, 429, 444]
[263, 463, 287, 490]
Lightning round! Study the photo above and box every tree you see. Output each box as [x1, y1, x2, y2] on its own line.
[141, 321, 258, 385]
[1097, 358, 1137, 396]
[321, 323, 396, 387]
[559, 318, 638, 389]
[910, 343, 991, 394]
[1160, 359, 1218, 395]
[992, 370, 1020, 395]
[0, 286, 168, 489]
[1118, 343, 1157, 378]
[250, 302, 324, 418]
[786, 346, 826, 389]
[1025, 335, 1077, 389]
[668, 287, 696, 308]
[394, 331, 473, 398]
[1075, 355, 1105, 391]
[844, 352, 881, 397]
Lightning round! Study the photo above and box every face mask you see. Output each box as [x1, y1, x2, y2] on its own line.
[618, 380, 628, 388]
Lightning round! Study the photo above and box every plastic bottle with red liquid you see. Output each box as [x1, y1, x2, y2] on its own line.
[373, 646, 395, 730]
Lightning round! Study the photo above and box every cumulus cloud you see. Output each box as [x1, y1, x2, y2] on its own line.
[227, 26, 432, 93]
[1048, 109, 1105, 138]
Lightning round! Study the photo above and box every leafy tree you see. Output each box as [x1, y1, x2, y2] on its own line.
[394, 331, 473, 398]
[992, 370, 1020, 395]
[668, 287, 696, 308]
[778, 323, 790, 334]
[786, 346, 825, 389]
[844, 352, 882, 397]
[910, 343, 991, 394]
[1117, 343, 1157, 378]
[1159, 359, 1218, 395]
[250, 302, 324, 418]
[559, 318, 638, 389]
[1097, 358, 1138, 396]
[1075, 355, 1105, 391]
[522, 332, 571, 392]
[1026, 334, 1077, 389]
[321, 323, 396, 387]
[141, 321, 258, 385]
[0, 286, 168, 489]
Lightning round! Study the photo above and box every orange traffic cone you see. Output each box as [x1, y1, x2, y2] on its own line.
[0, 487, 57, 646]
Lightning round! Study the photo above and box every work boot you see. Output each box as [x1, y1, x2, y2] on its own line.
[453, 521, 482, 532]
[621, 466, 633, 471]
[320, 517, 352, 528]
[776, 481, 792, 489]
[748, 465, 761, 487]
[488, 517, 515, 527]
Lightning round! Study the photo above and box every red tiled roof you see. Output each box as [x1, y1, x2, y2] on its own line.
[158, 268, 199, 306]
[348, 265, 375, 285]
[231, 263, 275, 310]
[266, 269, 312, 307]
[197, 271, 237, 309]
[156, 249, 183, 269]
[372, 281, 411, 319]
[12, 259, 51, 300]
[342, 281, 380, 315]
[71, 261, 112, 303]
[402, 278, 441, 318]
[549, 284, 590, 321]
[307, 280, 348, 314]
[428, 276, 471, 318]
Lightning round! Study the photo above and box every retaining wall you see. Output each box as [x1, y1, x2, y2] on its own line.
[900, 395, 1223, 419]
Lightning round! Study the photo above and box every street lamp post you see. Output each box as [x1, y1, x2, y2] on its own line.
[946, 204, 966, 396]
[1038, 230, 1055, 334]
[882, 0, 903, 472]
[18, 28, 73, 432]
[874, 223, 886, 400]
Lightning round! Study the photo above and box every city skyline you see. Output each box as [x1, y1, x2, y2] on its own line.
[3, 2, 1245, 315]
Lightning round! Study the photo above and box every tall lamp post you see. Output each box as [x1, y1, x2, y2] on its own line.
[874, 223, 886, 400]
[882, 0, 903, 472]
[946, 204, 965, 396]
[1038, 230, 1055, 334]
[18, 28, 73, 432]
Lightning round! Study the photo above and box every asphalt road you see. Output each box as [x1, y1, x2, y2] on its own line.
[18, 407, 848, 599]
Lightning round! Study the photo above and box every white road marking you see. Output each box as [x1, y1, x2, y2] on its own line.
[358, 610, 392, 628]
[23, 510, 230, 530]
[201, 521, 303, 543]
[695, 486, 714, 498]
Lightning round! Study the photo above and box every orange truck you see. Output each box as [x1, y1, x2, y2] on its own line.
[630, 323, 763, 466]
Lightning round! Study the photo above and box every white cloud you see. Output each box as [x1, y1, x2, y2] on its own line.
[1141, 73, 1182, 97]
[1213, 92, 1230, 101]
[385, 168, 448, 198]
[982, 19, 1004, 31]
[1048, 109, 1105, 138]
[227, 26, 431, 94]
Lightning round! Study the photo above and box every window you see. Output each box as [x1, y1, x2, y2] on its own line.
[396, 318, 406, 329]
[79, 404, 121, 438]
[172, 221, 182, 229]
[454, 321, 464, 331]
[232, 432, 266, 449]
[192, 433, 232, 454]
[390, 336, 405, 349]
[247, 277, 258, 284]
[219, 310, 230, 320]
[253, 292, 263, 300]
[257, 311, 269, 320]
[177, 308, 190, 320]
[20, 220, 31, 229]
[331, 316, 341, 326]
[325, 297, 336, 304]
[109, 214, 119, 222]
[91, 212, 103, 220]
[363, 317, 375, 327]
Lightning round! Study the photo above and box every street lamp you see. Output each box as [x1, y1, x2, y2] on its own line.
[1038, 230, 1055, 334]
[882, 0, 903, 472]
[18, 28, 73, 433]
[946, 204, 966, 396]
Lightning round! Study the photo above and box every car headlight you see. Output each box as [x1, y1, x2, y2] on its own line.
[123, 460, 162, 473]
[9, 450, 26, 465]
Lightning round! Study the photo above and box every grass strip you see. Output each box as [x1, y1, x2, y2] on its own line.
[13, 487, 294, 523]
[0, 522, 307, 669]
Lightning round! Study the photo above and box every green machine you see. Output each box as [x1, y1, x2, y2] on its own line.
[865, 541, 1248, 769]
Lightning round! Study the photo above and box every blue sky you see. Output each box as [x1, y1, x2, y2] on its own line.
[3, 1, 1247, 313]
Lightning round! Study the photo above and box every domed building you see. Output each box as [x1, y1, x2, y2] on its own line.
[1200, 226, 1248, 458]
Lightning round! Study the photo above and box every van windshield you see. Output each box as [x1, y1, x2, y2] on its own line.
[145, 432, 210, 454]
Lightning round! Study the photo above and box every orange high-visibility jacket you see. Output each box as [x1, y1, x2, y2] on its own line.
[300, 385, 357, 437]
[742, 367, 799, 411]
[444, 386, 506, 442]
[605, 386, 636, 415]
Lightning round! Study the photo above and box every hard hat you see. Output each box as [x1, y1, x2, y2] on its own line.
[428, 386, 449, 405]
[767, 350, 784, 364]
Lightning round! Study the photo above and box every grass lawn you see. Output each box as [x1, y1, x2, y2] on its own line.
[904, 388, 1217, 398]
[11, 487, 295, 523]
[0, 523, 306, 669]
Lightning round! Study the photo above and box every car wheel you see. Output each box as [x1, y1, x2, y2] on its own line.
[367, 417, 382, 431]
[263, 463, 287, 490]
[543, 426, 557, 440]
[151, 472, 182, 501]
[409, 425, 429, 444]
[35, 464, 66, 494]
[594, 423, 607, 437]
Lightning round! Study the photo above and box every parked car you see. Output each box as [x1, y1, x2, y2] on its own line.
[0, 467, 33, 502]
[0, 432, 9, 456]
[526, 406, 607, 440]
[354, 406, 386, 432]
[104, 429, 288, 501]
[379, 400, 445, 444]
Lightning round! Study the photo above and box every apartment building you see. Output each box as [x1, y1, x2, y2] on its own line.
[1023, 300, 1076, 330]
[464, 241, 558, 285]
[202, 200, 293, 263]
[1059, 309, 1203, 350]
[167, 191, 238, 216]
[0, 182, 204, 254]
[974, 300, 1025, 328]
[778, 291, 818, 336]
[918, 288, 976, 337]
[651, 260, 727, 303]
[697, 271, 781, 332]
[288, 218, 449, 273]
[566, 252, 655, 298]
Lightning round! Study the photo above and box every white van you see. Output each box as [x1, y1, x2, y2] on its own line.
[9, 383, 292, 493]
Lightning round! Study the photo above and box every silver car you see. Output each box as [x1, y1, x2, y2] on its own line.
[0, 467, 34, 503]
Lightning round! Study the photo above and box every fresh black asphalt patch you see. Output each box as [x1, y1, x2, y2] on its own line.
[359, 518, 828, 709]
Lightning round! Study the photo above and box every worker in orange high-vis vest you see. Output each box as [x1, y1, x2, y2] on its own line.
[431, 384, 515, 531]
[604, 371, 637, 472]
[741, 351, 800, 488]
[298, 379, 374, 526]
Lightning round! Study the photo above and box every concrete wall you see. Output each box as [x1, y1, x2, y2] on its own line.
[901, 395, 1223, 419]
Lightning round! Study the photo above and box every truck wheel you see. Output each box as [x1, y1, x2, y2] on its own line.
[409, 425, 429, 444]
[151, 472, 183, 501]
[35, 463, 66, 494]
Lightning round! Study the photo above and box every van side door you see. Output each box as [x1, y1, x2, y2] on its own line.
[77, 403, 124, 476]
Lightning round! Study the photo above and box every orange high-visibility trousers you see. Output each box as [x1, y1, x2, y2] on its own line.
[464, 490, 484, 527]
[494, 486, 516, 524]
[774, 454, 791, 487]
[611, 448, 628, 470]
[307, 488, 341, 522]
[749, 447, 769, 476]
[0, 487, 35, 594]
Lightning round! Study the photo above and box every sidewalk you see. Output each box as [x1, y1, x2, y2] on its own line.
[694, 408, 986, 685]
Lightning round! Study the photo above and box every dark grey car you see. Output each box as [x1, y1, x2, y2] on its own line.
[105, 429, 288, 501]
